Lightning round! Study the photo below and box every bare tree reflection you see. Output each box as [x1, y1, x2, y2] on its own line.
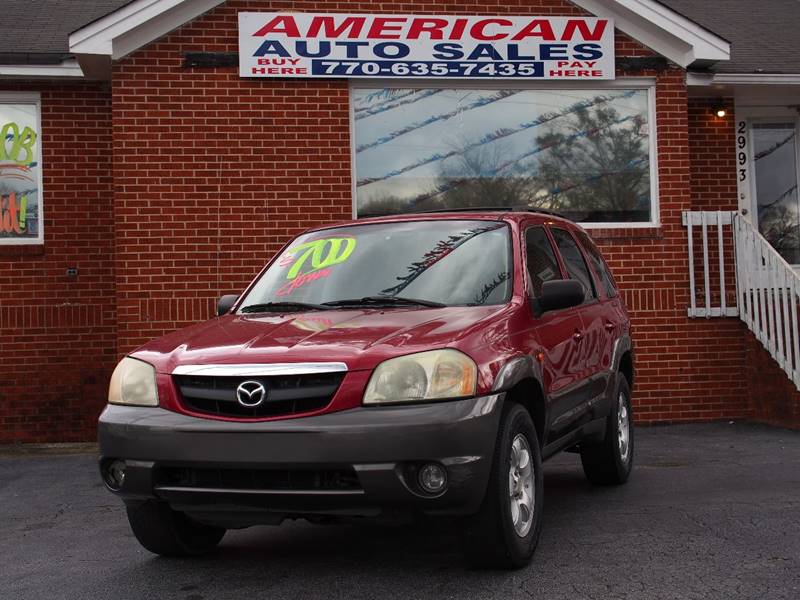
[760, 202, 800, 264]
[529, 106, 649, 220]
[381, 224, 505, 298]
[472, 272, 511, 305]
[357, 105, 651, 221]
[436, 140, 536, 208]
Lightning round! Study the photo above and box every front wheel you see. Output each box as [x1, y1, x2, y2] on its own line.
[580, 373, 634, 485]
[464, 403, 543, 569]
[126, 501, 226, 557]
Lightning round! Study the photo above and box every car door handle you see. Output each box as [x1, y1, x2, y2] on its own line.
[604, 322, 615, 331]
[573, 331, 584, 342]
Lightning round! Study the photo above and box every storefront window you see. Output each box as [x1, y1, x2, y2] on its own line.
[353, 87, 655, 225]
[0, 94, 43, 244]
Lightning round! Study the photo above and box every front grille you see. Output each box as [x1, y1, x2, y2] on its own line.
[156, 466, 362, 491]
[173, 372, 344, 419]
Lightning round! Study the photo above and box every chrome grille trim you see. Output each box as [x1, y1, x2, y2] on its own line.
[172, 362, 348, 377]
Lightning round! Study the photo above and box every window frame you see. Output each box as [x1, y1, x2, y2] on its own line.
[0, 91, 44, 246]
[349, 78, 660, 229]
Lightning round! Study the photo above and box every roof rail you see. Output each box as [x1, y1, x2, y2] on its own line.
[409, 206, 565, 218]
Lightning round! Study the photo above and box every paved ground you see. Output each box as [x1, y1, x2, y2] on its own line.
[1, 422, 799, 600]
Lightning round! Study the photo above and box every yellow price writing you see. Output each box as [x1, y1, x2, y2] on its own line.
[285, 237, 357, 280]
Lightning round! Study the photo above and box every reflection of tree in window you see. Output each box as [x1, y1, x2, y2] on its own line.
[473, 272, 511, 305]
[530, 106, 649, 222]
[434, 139, 537, 209]
[381, 224, 504, 297]
[361, 107, 649, 222]
[355, 88, 651, 222]
[759, 203, 800, 263]
[430, 109, 648, 220]
[754, 125, 800, 264]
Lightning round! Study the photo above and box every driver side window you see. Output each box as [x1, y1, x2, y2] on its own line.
[551, 228, 597, 304]
[525, 227, 562, 297]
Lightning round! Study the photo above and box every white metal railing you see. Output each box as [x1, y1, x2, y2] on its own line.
[734, 215, 800, 390]
[683, 210, 800, 390]
[683, 210, 738, 318]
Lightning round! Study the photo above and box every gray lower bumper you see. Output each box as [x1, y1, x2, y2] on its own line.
[98, 394, 504, 522]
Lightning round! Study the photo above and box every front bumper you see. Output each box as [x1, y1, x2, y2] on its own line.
[98, 394, 504, 523]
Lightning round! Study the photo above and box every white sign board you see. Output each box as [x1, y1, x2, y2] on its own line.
[239, 13, 615, 80]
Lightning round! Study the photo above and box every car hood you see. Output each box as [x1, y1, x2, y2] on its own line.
[133, 306, 506, 373]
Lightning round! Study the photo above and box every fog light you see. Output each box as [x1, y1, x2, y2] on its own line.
[103, 459, 127, 491]
[418, 463, 447, 494]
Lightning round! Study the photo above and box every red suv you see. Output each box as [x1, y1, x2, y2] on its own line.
[99, 209, 634, 568]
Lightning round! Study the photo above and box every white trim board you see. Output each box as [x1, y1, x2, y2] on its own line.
[572, 0, 729, 68]
[69, 0, 224, 78]
[0, 60, 84, 80]
[69, 0, 730, 80]
[688, 72, 800, 87]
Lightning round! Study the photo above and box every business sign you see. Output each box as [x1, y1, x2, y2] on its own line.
[239, 13, 615, 80]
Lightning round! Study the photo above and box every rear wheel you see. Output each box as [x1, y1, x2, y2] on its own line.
[126, 501, 226, 557]
[580, 373, 634, 485]
[464, 403, 543, 569]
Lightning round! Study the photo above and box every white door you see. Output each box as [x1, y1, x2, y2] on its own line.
[738, 115, 800, 266]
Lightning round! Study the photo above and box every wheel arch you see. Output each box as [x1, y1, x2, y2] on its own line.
[619, 350, 634, 388]
[612, 335, 634, 388]
[492, 356, 547, 448]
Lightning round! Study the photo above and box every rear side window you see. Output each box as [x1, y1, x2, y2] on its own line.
[551, 228, 597, 303]
[524, 227, 562, 297]
[575, 229, 618, 298]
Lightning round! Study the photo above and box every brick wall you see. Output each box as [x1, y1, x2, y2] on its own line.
[107, 0, 755, 426]
[687, 96, 800, 429]
[2, 0, 797, 442]
[110, 0, 654, 351]
[746, 334, 800, 428]
[586, 91, 750, 423]
[688, 97, 737, 211]
[0, 82, 115, 442]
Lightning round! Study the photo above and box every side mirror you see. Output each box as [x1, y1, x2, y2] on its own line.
[535, 280, 584, 315]
[217, 294, 239, 316]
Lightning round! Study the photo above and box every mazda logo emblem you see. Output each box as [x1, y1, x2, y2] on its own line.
[236, 380, 267, 407]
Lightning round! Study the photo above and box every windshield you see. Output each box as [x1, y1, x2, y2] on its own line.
[239, 220, 513, 310]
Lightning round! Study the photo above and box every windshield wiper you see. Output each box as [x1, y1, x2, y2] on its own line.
[239, 301, 331, 313]
[321, 295, 446, 308]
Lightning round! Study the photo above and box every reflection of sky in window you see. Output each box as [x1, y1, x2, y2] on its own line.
[754, 124, 798, 213]
[353, 88, 649, 204]
[0, 104, 37, 131]
[753, 123, 800, 261]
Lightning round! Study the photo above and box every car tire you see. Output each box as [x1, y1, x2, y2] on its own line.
[126, 501, 226, 557]
[580, 372, 634, 485]
[464, 402, 543, 569]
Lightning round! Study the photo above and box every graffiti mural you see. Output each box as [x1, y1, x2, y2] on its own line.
[0, 100, 42, 243]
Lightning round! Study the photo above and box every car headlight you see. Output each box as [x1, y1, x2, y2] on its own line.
[363, 349, 477, 405]
[108, 357, 159, 407]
